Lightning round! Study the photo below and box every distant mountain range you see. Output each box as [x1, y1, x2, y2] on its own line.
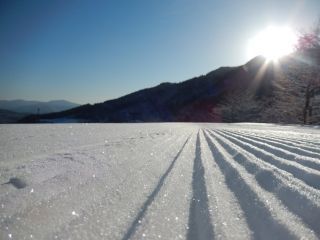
[18, 53, 320, 124]
[0, 109, 27, 123]
[0, 100, 80, 115]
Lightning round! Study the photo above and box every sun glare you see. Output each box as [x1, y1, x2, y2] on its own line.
[248, 26, 298, 61]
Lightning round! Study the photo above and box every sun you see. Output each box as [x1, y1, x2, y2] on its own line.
[248, 26, 298, 61]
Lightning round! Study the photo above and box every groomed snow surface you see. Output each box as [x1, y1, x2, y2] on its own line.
[0, 123, 320, 240]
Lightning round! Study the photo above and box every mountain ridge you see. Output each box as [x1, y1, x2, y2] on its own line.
[19, 54, 320, 124]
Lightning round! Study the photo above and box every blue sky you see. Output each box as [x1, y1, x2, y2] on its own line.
[1, 0, 319, 104]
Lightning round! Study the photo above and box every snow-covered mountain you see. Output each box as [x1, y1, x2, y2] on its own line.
[0, 100, 80, 115]
[20, 53, 320, 124]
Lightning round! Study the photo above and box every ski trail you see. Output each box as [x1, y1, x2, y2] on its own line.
[220, 130, 320, 171]
[255, 131, 320, 147]
[199, 130, 252, 239]
[186, 131, 214, 240]
[0, 131, 181, 219]
[207, 129, 320, 235]
[56, 132, 192, 240]
[1, 123, 320, 240]
[121, 135, 192, 240]
[244, 132, 320, 153]
[215, 130, 320, 190]
[1, 131, 191, 240]
[127, 131, 197, 240]
[204, 130, 318, 240]
[229, 129, 320, 151]
[224, 129, 320, 163]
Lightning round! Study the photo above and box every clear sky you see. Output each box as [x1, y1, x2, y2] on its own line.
[1, 0, 319, 104]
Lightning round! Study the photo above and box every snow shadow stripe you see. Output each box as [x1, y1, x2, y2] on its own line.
[215, 130, 320, 190]
[210, 129, 320, 235]
[220, 129, 320, 171]
[223, 129, 320, 162]
[187, 131, 215, 240]
[203, 130, 295, 240]
[121, 134, 192, 240]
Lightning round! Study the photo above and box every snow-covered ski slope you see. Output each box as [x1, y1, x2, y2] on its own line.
[1, 123, 320, 240]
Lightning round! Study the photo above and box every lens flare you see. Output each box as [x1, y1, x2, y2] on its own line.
[248, 26, 298, 61]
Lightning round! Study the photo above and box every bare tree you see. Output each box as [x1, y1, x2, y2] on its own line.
[296, 19, 320, 124]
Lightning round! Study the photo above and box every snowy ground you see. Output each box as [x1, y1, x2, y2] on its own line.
[0, 123, 320, 240]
